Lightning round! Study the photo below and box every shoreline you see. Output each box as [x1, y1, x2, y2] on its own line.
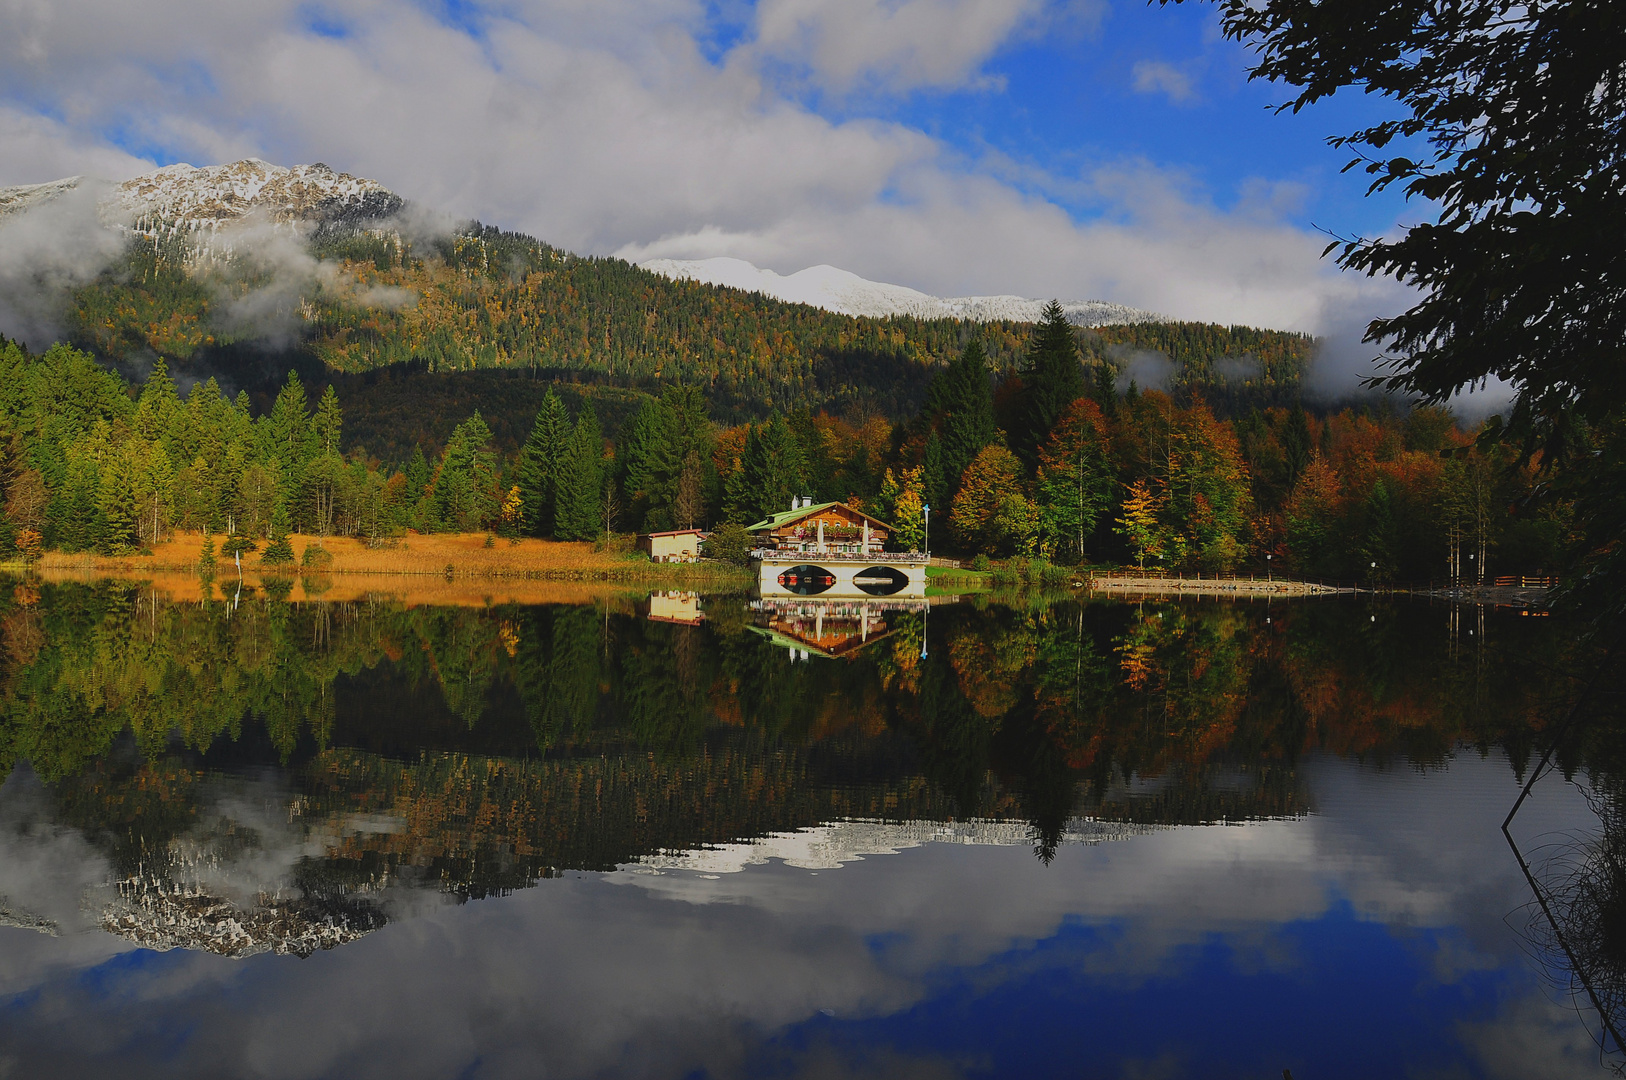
[1086, 572, 1348, 597]
[17, 531, 753, 586]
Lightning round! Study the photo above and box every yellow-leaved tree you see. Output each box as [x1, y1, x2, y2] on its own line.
[950, 446, 1038, 556]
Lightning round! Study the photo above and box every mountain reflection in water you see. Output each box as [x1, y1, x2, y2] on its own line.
[0, 580, 1616, 1078]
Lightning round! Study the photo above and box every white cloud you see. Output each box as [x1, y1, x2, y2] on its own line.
[747, 0, 1045, 95]
[0, 0, 1410, 356]
[0, 753, 1606, 1078]
[0, 106, 154, 186]
[1131, 58, 1196, 104]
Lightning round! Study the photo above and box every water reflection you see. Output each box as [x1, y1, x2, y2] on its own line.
[0, 579, 1613, 1077]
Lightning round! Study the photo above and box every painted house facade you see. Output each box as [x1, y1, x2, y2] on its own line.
[746, 499, 890, 558]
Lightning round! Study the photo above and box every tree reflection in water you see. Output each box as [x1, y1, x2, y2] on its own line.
[0, 577, 1596, 954]
[1515, 773, 1626, 1070]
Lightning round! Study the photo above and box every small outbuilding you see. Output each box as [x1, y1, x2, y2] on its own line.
[641, 528, 707, 563]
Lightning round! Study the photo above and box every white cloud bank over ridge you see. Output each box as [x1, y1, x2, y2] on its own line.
[0, 0, 1406, 349]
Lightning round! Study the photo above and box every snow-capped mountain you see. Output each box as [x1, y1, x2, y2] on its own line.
[0, 176, 90, 220]
[640, 256, 1166, 327]
[112, 159, 399, 228]
[0, 159, 400, 231]
[1, 158, 1162, 326]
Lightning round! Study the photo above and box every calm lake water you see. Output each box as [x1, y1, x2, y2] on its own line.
[0, 581, 1615, 1079]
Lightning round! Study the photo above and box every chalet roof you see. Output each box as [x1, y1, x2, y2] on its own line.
[746, 501, 895, 534]
[644, 528, 707, 538]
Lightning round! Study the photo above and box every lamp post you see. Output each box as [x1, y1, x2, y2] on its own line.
[923, 504, 930, 562]
[1265, 553, 1272, 583]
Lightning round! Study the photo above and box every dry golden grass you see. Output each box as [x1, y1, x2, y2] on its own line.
[31, 567, 653, 608]
[37, 531, 747, 582]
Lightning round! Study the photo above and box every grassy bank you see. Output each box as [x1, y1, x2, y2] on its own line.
[928, 558, 1086, 593]
[35, 532, 753, 587]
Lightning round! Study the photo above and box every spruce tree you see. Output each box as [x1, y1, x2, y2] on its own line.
[405, 445, 432, 499]
[436, 413, 499, 531]
[310, 384, 343, 457]
[937, 339, 997, 498]
[261, 506, 296, 566]
[621, 397, 678, 530]
[518, 389, 569, 536]
[743, 416, 806, 522]
[262, 372, 311, 524]
[554, 402, 604, 541]
[922, 431, 946, 516]
[723, 425, 761, 523]
[1017, 302, 1085, 468]
[134, 357, 182, 450]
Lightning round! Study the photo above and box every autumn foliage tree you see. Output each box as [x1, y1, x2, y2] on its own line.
[1036, 399, 1114, 562]
[951, 445, 1039, 556]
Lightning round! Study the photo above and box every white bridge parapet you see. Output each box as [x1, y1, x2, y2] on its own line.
[754, 550, 929, 598]
[748, 548, 929, 563]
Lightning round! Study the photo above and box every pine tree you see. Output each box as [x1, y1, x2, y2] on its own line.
[1091, 358, 1119, 416]
[517, 389, 569, 536]
[1361, 479, 1398, 584]
[723, 425, 762, 523]
[436, 412, 499, 531]
[921, 430, 946, 516]
[198, 536, 217, 579]
[1017, 302, 1085, 468]
[261, 505, 296, 566]
[310, 384, 343, 457]
[263, 372, 311, 523]
[621, 397, 678, 530]
[1281, 405, 1313, 491]
[935, 339, 997, 496]
[405, 445, 432, 499]
[744, 415, 807, 522]
[555, 402, 604, 541]
[134, 357, 182, 451]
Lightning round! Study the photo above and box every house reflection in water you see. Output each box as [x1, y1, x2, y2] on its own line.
[647, 591, 704, 625]
[748, 598, 928, 660]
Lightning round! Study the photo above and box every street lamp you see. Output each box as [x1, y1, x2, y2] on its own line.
[923, 504, 930, 561]
[1265, 552, 1272, 583]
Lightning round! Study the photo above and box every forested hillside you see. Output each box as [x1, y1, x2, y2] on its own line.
[62, 221, 1315, 427]
[0, 300, 1566, 583]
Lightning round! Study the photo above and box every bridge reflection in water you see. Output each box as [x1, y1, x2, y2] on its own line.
[747, 597, 933, 660]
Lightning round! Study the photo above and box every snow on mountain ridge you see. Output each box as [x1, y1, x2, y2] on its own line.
[2, 161, 1166, 328]
[0, 159, 398, 231]
[110, 159, 397, 229]
[640, 256, 1168, 327]
[0, 176, 94, 221]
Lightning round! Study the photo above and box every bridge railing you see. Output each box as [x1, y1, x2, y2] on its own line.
[750, 548, 931, 564]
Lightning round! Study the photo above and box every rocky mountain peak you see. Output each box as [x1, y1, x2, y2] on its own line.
[111, 158, 400, 228]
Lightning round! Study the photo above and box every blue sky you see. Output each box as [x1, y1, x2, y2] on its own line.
[0, 0, 1416, 338]
[798, 0, 1415, 240]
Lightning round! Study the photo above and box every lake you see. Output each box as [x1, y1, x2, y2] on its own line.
[0, 580, 1615, 1078]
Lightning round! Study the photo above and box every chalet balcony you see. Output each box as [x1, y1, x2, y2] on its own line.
[750, 548, 930, 563]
